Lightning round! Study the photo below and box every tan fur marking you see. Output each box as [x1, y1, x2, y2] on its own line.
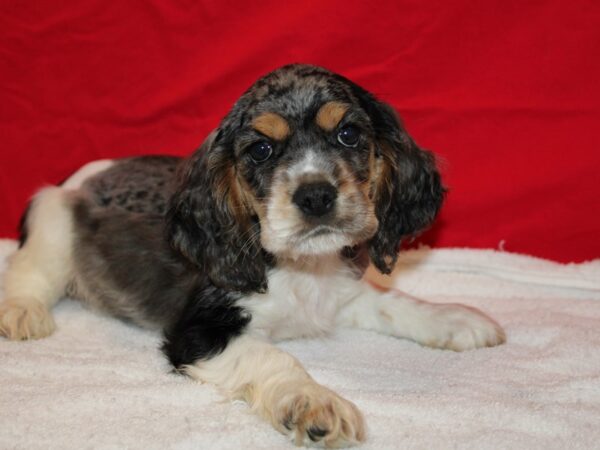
[379, 309, 393, 323]
[367, 144, 378, 200]
[212, 163, 256, 233]
[371, 142, 395, 204]
[252, 112, 290, 141]
[337, 163, 359, 197]
[238, 176, 266, 219]
[270, 167, 297, 223]
[329, 160, 379, 244]
[316, 101, 349, 131]
[0, 298, 55, 340]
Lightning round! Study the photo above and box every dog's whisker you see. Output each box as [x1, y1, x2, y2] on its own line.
[237, 227, 262, 260]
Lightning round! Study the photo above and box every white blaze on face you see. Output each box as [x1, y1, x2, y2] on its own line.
[288, 150, 320, 178]
[288, 150, 343, 184]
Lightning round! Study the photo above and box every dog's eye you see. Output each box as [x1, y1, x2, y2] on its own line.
[248, 141, 273, 163]
[337, 125, 360, 147]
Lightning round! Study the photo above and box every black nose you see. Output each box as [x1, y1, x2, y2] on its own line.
[292, 182, 338, 217]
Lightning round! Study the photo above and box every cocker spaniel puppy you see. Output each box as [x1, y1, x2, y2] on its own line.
[0, 64, 504, 447]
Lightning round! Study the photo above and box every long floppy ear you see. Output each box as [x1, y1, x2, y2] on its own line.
[166, 130, 268, 293]
[357, 92, 445, 274]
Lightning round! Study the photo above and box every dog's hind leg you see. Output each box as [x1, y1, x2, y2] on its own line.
[0, 187, 75, 340]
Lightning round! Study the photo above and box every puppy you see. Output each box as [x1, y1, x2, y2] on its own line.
[0, 64, 504, 447]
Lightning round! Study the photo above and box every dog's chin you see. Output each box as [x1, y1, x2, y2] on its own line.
[262, 226, 355, 259]
[292, 231, 353, 257]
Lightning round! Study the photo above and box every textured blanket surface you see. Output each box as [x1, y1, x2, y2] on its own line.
[1, 239, 599, 449]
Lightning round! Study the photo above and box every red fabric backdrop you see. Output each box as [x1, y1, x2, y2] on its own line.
[1, 1, 599, 262]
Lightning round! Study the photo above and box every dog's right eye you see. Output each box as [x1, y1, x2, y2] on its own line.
[337, 125, 360, 148]
[248, 141, 273, 163]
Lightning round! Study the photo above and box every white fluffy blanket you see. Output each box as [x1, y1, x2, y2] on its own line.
[1, 239, 599, 449]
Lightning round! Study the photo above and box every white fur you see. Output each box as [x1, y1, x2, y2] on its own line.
[240, 254, 358, 341]
[1, 159, 115, 339]
[260, 211, 354, 265]
[0, 187, 74, 339]
[336, 284, 506, 351]
[287, 151, 334, 179]
[61, 159, 114, 190]
[185, 335, 366, 447]
[187, 254, 503, 446]
[241, 254, 505, 350]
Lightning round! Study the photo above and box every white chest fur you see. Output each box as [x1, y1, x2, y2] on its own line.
[239, 255, 360, 341]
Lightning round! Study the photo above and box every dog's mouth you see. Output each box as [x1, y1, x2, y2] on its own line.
[260, 196, 379, 258]
[279, 224, 354, 256]
[300, 225, 339, 239]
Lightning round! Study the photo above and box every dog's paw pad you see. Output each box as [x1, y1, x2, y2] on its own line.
[424, 304, 505, 351]
[307, 426, 328, 442]
[0, 298, 55, 340]
[276, 384, 365, 447]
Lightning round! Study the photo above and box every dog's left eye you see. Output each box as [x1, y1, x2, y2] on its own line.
[248, 141, 273, 163]
[337, 125, 360, 147]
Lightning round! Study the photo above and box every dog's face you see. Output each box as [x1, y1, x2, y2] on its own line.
[168, 65, 444, 292]
[230, 75, 382, 258]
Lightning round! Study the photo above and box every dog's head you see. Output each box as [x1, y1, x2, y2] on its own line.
[168, 64, 445, 292]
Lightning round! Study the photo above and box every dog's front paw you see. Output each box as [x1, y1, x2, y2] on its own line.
[273, 383, 366, 448]
[0, 298, 55, 340]
[422, 303, 505, 351]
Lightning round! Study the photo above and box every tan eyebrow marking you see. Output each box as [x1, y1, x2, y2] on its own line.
[315, 101, 349, 131]
[252, 112, 290, 141]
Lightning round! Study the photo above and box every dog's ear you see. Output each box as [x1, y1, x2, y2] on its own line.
[352, 88, 445, 274]
[166, 130, 268, 293]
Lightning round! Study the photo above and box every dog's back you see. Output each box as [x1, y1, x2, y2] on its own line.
[15, 155, 200, 332]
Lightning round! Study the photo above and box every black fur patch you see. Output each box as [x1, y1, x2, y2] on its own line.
[167, 135, 270, 294]
[162, 285, 250, 368]
[71, 194, 252, 368]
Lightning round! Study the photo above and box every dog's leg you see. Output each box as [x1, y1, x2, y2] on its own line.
[183, 335, 365, 447]
[0, 187, 74, 340]
[337, 283, 505, 351]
